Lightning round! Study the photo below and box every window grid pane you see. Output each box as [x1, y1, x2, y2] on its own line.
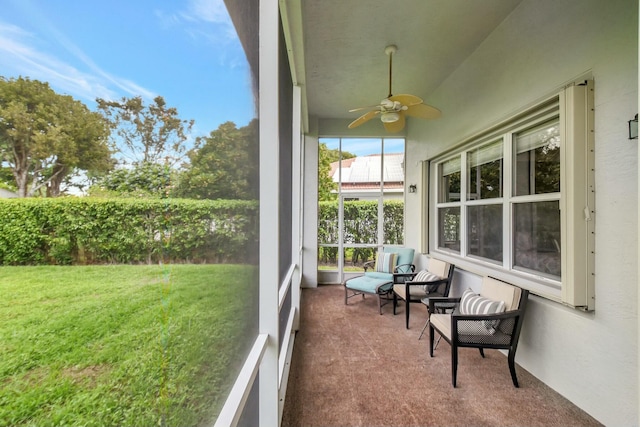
[467, 140, 503, 200]
[438, 207, 461, 253]
[467, 204, 503, 262]
[514, 119, 560, 196]
[439, 157, 461, 203]
[513, 201, 561, 278]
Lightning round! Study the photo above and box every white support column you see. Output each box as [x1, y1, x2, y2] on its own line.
[291, 84, 302, 328]
[259, 0, 280, 425]
[302, 132, 319, 288]
[637, 0, 640, 416]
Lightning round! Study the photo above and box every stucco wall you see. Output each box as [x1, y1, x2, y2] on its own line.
[404, 0, 638, 425]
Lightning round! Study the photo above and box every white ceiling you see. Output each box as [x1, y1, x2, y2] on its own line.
[297, 0, 525, 122]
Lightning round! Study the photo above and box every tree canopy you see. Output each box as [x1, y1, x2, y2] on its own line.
[174, 120, 258, 200]
[318, 143, 355, 201]
[96, 96, 194, 167]
[89, 162, 174, 198]
[0, 76, 112, 197]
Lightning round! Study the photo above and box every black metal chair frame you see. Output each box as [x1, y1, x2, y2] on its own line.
[428, 287, 530, 388]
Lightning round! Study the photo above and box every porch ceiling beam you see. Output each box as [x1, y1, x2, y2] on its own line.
[279, 0, 309, 132]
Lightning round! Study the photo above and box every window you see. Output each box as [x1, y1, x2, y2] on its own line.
[429, 81, 595, 309]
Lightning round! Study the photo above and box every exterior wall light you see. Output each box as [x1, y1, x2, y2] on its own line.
[629, 114, 638, 139]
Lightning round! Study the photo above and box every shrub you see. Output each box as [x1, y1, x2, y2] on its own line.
[318, 199, 404, 265]
[0, 198, 258, 265]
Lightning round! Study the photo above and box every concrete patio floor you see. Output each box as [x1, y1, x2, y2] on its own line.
[281, 284, 602, 427]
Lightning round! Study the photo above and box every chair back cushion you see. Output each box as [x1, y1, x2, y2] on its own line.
[479, 277, 522, 311]
[427, 258, 450, 278]
[383, 247, 415, 273]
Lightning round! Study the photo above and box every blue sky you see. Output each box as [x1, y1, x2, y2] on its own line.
[320, 138, 405, 157]
[0, 0, 255, 140]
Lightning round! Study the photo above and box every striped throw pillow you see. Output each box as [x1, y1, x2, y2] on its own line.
[413, 270, 441, 283]
[374, 252, 397, 273]
[412, 270, 442, 293]
[459, 288, 505, 335]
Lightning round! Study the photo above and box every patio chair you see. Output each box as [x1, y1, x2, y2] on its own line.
[428, 276, 529, 387]
[392, 258, 454, 329]
[344, 247, 415, 314]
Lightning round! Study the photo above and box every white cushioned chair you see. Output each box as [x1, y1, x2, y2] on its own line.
[392, 258, 454, 329]
[428, 276, 529, 387]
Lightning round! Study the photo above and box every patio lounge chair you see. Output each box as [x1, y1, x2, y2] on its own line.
[344, 247, 415, 314]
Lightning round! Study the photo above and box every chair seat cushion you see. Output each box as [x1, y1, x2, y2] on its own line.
[393, 284, 427, 301]
[345, 275, 393, 294]
[365, 271, 394, 281]
[430, 313, 452, 339]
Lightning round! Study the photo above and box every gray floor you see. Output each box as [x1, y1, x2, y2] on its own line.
[281, 284, 602, 427]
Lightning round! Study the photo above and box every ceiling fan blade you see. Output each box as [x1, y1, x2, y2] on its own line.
[348, 110, 380, 129]
[349, 104, 381, 113]
[383, 113, 406, 133]
[389, 94, 423, 107]
[405, 102, 442, 119]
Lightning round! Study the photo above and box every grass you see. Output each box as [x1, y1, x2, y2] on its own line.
[0, 264, 258, 427]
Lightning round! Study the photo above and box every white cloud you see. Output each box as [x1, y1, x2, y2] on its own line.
[155, 0, 241, 62]
[187, 0, 231, 25]
[0, 19, 156, 104]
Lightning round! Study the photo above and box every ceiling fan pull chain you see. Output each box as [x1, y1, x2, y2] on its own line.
[388, 48, 393, 98]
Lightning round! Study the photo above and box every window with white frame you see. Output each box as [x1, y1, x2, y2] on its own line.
[430, 80, 595, 310]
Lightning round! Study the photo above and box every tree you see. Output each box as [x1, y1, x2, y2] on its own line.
[317, 143, 355, 201]
[0, 76, 112, 197]
[96, 96, 194, 167]
[175, 120, 258, 200]
[89, 162, 174, 198]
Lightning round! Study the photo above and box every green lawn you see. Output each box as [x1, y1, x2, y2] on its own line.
[0, 264, 258, 427]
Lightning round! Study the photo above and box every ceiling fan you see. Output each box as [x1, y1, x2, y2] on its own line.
[348, 45, 442, 132]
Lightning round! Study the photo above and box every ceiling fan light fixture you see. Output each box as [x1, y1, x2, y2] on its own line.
[380, 111, 400, 123]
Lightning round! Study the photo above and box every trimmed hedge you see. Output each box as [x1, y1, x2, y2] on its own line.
[0, 198, 258, 265]
[318, 199, 404, 265]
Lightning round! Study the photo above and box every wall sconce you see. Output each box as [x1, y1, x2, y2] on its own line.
[408, 184, 417, 193]
[629, 114, 638, 140]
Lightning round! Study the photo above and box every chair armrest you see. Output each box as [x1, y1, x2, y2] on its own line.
[428, 296, 461, 313]
[393, 271, 417, 283]
[363, 260, 375, 272]
[450, 309, 524, 340]
[403, 278, 449, 297]
[451, 309, 521, 323]
[406, 277, 449, 287]
[394, 263, 416, 274]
